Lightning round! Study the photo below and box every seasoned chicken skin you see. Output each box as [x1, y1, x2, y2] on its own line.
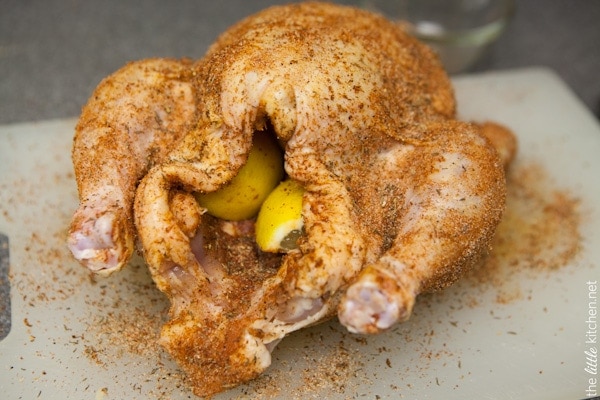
[67, 58, 196, 274]
[69, 2, 513, 397]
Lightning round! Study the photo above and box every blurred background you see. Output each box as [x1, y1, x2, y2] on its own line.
[1, 0, 599, 125]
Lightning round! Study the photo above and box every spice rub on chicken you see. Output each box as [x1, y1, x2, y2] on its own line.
[68, 2, 515, 397]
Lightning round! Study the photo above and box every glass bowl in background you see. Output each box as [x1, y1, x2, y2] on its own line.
[362, 0, 515, 74]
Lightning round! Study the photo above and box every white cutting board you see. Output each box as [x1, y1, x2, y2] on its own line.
[1, 68, 599, 400]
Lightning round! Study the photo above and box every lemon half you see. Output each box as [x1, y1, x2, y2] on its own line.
[255, 179, 305, 253]
[196, 131, 284, 221]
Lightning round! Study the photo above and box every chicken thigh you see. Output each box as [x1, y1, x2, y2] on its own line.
[127, 3, 509, 396]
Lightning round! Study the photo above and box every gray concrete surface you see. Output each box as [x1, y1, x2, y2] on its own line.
[1, 0, 599, 124]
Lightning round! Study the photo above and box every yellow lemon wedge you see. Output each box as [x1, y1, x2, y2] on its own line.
[255, 179, 305, 253]
[196, 131, 284, 221]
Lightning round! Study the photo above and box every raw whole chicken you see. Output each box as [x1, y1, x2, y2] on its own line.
[68, 2, 515, 397]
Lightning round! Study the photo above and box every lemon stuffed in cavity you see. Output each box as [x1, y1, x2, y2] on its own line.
[255, 179, 305, 253]
[196, 131, 284, 221]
